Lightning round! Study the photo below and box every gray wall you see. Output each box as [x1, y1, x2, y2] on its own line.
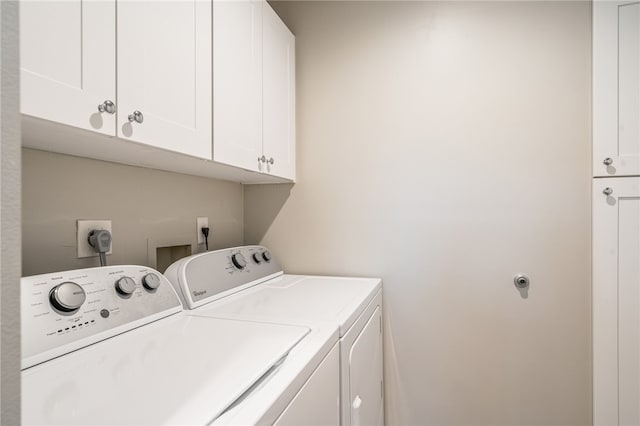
[1, 0, 21, 423]
[247, 1, 592, 424]
[23, 149, 244, 276]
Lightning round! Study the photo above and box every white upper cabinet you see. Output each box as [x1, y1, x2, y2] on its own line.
[20, 0, 116, 135]
[213, 0, 296, 181]
[21, 0, 211, 160]
[262, 3, 296, 180]
[117, 0, 212, 159]
[20, 0, 293, 182]
[594, 1, 640, 176]
[213, 0, 263, 172]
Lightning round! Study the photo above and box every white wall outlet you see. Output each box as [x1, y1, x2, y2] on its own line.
[77, 220, 113, 258]
[196, 217, 209, 244]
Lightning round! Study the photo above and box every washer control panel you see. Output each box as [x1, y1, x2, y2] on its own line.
[164, 245, 282, 309]
[22, 265, 182, 369]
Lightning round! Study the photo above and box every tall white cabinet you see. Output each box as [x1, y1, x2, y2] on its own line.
[593, 2, 640, 425]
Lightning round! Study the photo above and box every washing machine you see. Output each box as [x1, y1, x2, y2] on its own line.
[164, 245, 384, 426]
[21, 265, 339, 425]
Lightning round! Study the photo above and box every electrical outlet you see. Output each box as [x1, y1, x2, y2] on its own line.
[77, 220, 113, 258]
[196, 217, 209, 244]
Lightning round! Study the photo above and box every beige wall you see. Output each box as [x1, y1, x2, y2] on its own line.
[23, 149, 244, 276]
[247, 1, 592, 424]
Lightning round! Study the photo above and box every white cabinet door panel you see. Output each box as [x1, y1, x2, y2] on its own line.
[593, 177, 640, 425]
[618, 193, 640, 425]
[117, 0, 212, 159]
[213, 0, 263, 172]
[263, 3, 296, 180]
[20, 0, 116, 135]
[594, 1, 640, 176]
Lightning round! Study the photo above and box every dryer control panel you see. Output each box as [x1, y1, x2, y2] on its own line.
[21, 265, 182, 369]
[164, 245, 283, 309]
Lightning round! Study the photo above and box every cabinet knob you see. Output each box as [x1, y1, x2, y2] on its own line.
[259, 155, 266, 163]
[603, 157, 613, 166]
[603, 187, 613, 196]
[128, 110, 144, 124]
[97, 100, 116, 114]
[268, 157, 275, 165]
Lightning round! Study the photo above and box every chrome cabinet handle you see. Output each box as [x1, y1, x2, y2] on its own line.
[128, 111, 144, 124]
[603, 157, 613, 166]
[259, 155, 266, 163]
[268, 157, 274, 165]
[603, 187, 613, 196]
[97, 100, 116, 114]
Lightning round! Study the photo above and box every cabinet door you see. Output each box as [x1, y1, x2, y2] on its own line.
[262, 3, 296, 180]
[594, 2, 640, 176]
[20, 0, 116, 135]
[593, 178, 640, 425]
[348, 307, 384, 426]
[213, 0, 263, 172]
[117, 0, 212, 159]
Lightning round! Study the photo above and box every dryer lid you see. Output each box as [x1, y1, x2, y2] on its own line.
[22, 315, 309, 425]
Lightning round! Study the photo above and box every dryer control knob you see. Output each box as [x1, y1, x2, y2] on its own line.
[252, 253, 263, 263]
[50, 282, 86, 312]
[262, 250, 272, 262]
[232, 253, 248, 270]
[115, 276, 137, 295]
[142, 273, 161, 290]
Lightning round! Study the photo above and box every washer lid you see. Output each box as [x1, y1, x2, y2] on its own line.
[22, 315, 309, 425]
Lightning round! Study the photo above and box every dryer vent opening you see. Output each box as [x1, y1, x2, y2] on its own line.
[156, 244, 192, 273]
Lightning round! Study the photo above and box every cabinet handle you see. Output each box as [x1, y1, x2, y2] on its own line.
[97, 100, 116, 114]
[128, 111, 144, 124]
[603, 157, 613, 166]
[603, 187, 613, 196]
[268, 157, 275, 165]
[259, 155, 266, 163]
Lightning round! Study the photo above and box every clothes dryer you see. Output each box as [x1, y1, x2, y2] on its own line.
[165, 245, 384, 426]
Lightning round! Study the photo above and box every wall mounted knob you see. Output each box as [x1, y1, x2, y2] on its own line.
[97, 100, 116, 114]
[603, 187, 613, 196]
[514, 274, 530, 289]
[128, 110, 144, 124]
[268, 157, 275, 165]
[603, 157, 613, 166]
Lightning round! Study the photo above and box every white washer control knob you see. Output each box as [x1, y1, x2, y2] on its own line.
[115, 277, 137, 295]
[262, 250, 272, 262]
[252, 253, 263, 263]
[231, 253, 247, 270]
[50, 282, 86, 312]
[142, 273, 161, 290]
